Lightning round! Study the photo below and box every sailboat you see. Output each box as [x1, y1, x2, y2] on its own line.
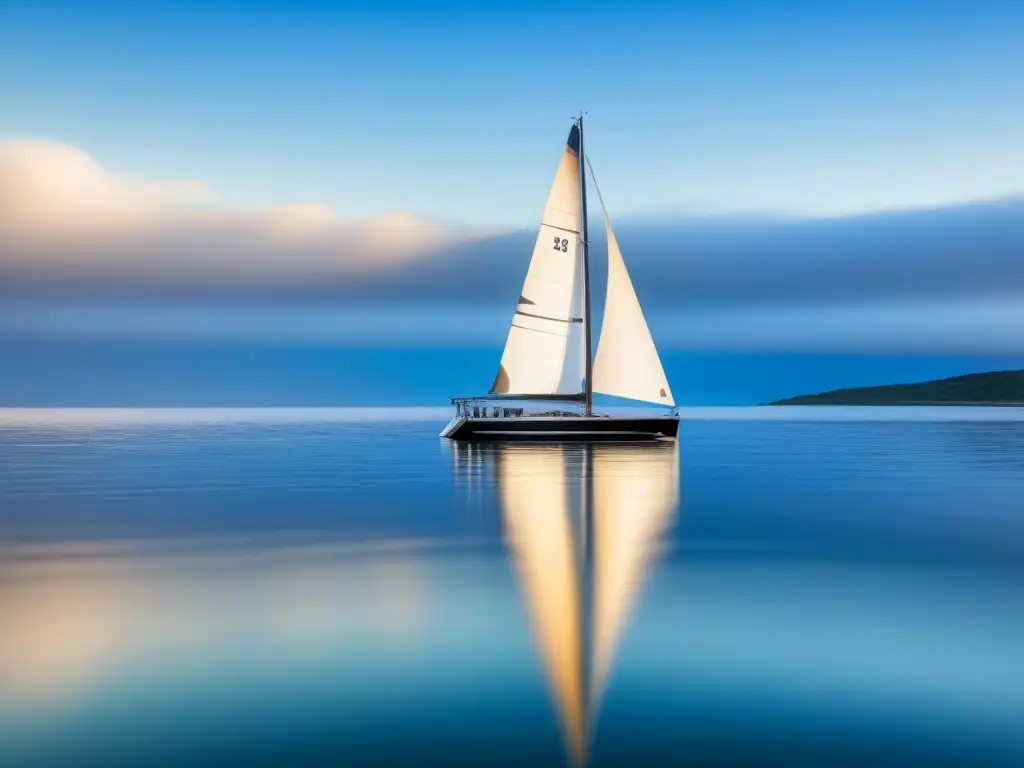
[441, 116, 679, 442]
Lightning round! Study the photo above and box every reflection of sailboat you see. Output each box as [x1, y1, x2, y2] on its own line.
[470, 441, 679, 766]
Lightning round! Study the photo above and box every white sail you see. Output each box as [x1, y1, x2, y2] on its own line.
[490, 125, 586, 397]
[497, 445, 585, 766]
[588, 443, 679, 716]
[591, 187, 674, 406]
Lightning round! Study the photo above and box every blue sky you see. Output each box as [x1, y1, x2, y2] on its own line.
[2, 0, 1022, 228]
[2, 0, 1023, 405]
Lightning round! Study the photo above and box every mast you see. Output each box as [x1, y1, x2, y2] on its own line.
[578, 113, 593, 416]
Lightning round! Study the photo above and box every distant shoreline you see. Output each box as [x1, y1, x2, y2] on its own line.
[768, 370, 1024, 406]
[772, 401, 1024, 407]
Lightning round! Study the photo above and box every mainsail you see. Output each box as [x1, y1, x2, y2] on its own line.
[589, 163, 675, 406]
[490, 125, 586, 398]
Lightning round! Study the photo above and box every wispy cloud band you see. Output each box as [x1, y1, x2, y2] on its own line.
[2, 139, 1023, 353]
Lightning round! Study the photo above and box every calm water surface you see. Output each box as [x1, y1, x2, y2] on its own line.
[1, 408, 1022, 766]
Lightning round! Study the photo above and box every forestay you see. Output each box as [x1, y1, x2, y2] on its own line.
[490, 125, 586, 398]
[590, 178, 674, 406]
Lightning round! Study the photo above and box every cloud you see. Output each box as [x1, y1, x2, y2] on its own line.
[0, 140, 214, 235]
[0, 140, 481, 286]
[1, 138, 1022, 353]
[649, 297, 1024, 353]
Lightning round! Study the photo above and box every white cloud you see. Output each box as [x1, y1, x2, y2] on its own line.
[0, 140, 481, 280]
[0, 140, 214, 235]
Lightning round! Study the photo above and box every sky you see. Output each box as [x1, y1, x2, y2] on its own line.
[2, 0, 1023, 227]
[1, 0, 1023, 404]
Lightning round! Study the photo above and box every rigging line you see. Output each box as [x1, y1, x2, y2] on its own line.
[584, 154, 612, 222]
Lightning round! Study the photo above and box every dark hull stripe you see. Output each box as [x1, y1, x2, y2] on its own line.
[444, 416, 679, 442]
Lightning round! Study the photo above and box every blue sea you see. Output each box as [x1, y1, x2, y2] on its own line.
[0, 407, 1021, 767]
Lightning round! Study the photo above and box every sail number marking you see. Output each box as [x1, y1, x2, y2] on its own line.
[552, 236, 569, 252]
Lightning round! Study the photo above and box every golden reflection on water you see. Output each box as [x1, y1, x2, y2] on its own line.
[0, 558, 129, 701]
[451, 441, 680, 767]
[0, 539, 432, 708]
